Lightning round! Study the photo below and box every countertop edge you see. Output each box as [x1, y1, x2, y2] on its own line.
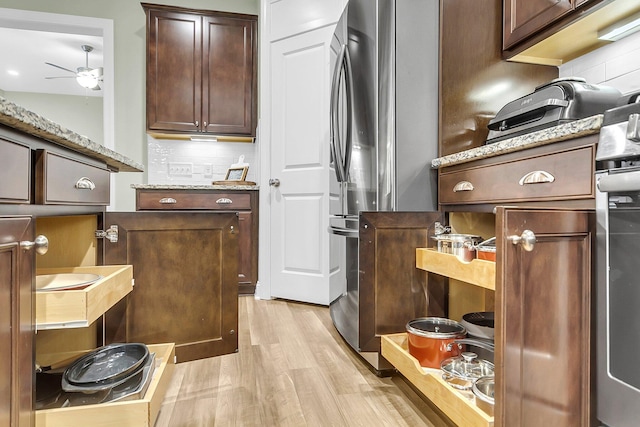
[432, 115, 603, 169]
[131, 184, 260, 191]
[0, 97, 144, 173]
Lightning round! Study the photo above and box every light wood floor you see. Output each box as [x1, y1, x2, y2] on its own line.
[155, 296, 455, 427]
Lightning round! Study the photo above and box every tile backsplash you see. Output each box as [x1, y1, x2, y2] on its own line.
[559, 30, 640, 95]
[147, 135, 257, 184]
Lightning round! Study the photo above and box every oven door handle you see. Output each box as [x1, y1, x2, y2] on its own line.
[598, 170, 640, 192]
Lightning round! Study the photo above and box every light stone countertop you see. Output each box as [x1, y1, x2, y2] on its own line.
[132, 184, 259, 191]
[431, 114, 603, 169]
[0, 96, 144, 172]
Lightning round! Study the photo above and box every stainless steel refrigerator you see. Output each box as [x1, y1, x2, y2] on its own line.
[328, 0, 439, 370]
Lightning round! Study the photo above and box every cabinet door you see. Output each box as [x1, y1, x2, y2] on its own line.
[503, 0, 574, 49]
[358, 212, 446, 353]
[495, 207, 593, 426]
[103, 212, 238, 363]
[146, 8, 202, 133]
[0, 217, 34, 427]
[202, 14, 257, 136]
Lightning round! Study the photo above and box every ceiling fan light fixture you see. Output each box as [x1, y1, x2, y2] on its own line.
[76, 70, 99, 89]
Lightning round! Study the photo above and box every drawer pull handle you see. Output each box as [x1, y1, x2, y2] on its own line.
[75, 177, 95, 190]
[159, 197, 177, 204]
[453, 181, 474, 192]
[519, 170, 555, 185]
[216, 197, 233, 204]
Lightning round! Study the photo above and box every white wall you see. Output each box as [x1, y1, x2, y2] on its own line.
[559, 31, 640, 95]
[3, 91, 103, 144]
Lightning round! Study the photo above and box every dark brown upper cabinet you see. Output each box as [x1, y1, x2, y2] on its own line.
[143, 3, 258, 138]
[503, 0, 574, 50]
[502, 0, 618, 62]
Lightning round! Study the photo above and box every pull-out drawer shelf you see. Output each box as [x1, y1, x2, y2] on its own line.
[35, 342, 175, 427]
[35, 265, 133, 330]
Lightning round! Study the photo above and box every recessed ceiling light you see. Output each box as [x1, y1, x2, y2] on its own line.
[7, 70, 19, 76]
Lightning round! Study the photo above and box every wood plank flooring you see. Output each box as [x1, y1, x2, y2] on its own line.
[155, 297, 455, 427]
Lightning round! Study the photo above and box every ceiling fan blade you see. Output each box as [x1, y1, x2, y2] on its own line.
[45, 62, 77, 74]
[45, 76, 76, 79]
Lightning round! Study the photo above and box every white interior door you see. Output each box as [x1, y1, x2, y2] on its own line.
[267, 26, 335, 305]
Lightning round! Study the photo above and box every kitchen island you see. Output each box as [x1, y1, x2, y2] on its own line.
[131, 184, 259, 295]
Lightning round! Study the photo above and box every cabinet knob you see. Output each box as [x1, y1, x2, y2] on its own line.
[20, 235, 49, 255]
[216, 198, 233, 204]
[159, 197, 177, 204]
[269, 178, 280, 187]
[507, 230, 536, 252]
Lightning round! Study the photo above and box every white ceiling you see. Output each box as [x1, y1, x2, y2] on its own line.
[0, 27, 103, 97]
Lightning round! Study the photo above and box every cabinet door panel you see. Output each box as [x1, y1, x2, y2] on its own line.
[103, 212, 238, 362]
[203, 15, 257, 136]
[146, 9, 202, 132]
[495, 207, 593, 427]
[503, 0, 574, 49]
[0, 217, 34, 427]
[358, 212, 446, 353]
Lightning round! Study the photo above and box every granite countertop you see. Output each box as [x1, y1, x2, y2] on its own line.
[431, 114, 603, 168]
[132, 184, 259, 191]
[0, 97, 144, 173]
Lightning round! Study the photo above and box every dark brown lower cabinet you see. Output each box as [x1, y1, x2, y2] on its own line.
[103, 212, 238, 363]
[496, 207, 594, 427]
[0, 216, 34, 427]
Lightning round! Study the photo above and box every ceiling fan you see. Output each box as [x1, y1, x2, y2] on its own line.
[45, 44, 103, 90]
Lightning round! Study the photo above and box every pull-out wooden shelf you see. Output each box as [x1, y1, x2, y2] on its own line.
[416, 248, 495, 290]
[381, 333, 493, 427]
[35, 265, 133, 329]
[35, 342, 175, 427]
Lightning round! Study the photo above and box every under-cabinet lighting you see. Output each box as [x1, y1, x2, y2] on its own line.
[190, 136, 218, 142]
[598, 13, 640, 41]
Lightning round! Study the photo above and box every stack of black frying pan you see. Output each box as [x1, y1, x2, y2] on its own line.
[36, 343, 155, 409]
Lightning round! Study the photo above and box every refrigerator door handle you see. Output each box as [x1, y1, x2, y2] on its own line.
[342, 45, 354, 179]
[330, 43, 353, 183]
[328, 225, 359, 239]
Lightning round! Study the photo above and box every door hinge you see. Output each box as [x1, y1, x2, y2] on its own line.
[95, 225, 119, 243]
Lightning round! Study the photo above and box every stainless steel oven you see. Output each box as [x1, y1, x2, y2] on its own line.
[596, 94, 640, 427]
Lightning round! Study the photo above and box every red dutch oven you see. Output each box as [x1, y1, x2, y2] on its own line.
[406, 317, 467, 368]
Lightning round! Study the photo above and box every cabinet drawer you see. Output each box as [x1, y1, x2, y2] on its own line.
[35, 265, 133, 329]
[439, 145, 595, 206]
[137, 190, 251, 210]
[35, 342, 175, 427]
[36, 150, 110, 205]
[0, 137, 30, 203]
